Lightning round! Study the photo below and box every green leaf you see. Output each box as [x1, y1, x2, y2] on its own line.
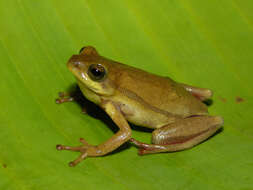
[0, 0, 252, 189]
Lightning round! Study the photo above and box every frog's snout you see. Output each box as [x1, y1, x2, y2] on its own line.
[67, 61, 80, 72]
[67, 55, 80, 65]
[67, 55, 85, 71]
[71, 61, 81, 68]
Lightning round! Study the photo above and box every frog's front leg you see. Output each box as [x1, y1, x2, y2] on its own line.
[56, 101, 132, 166]
[56, 91, 87, 113]
[180, 83, 213, 101]
[130, 115, 223, 155]
[55, 92, 75, 104]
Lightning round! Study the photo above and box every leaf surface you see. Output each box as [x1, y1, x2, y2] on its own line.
[0, 1, 252, 189]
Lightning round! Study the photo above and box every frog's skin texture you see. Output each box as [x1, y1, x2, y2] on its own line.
[56, 46, 223, 166]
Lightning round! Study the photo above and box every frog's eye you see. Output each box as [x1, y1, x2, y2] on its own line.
[79, 46, 86, 54]
[88, 64, 106, 81]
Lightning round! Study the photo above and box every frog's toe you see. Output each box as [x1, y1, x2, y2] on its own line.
[79, 138, 91, 146]
[56, 138, 95, 166]
[56, 144, 84, 152]
[81, 107, 87, 114]
[56, 144, 64, 150]
[55, 91, 74, 104]
[56, 138, 91, 152]
[55, 97, 74, 104]
[68, 152, 88, 167]
[138, 148, 149, 155]
[56, 143, 90, 166]
[138, 148, 153, 155]
[130, 138, 149, 149]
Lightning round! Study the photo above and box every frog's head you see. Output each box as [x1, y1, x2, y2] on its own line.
[67, 46, 116, 97]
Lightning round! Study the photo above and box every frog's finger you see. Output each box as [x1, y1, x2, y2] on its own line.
[80, 138, 90, 146]
[56, 144, 85, 152]
[81, 107, 87, 114]
[130, 138, 154, 149]
[58, 92, 70, 98]
[56, 91, 75, 104]
[69, 152, 88, 167]
[55, 97, 74, 104]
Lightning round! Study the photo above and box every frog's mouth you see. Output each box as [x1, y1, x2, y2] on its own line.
[67, 60, 87, 80]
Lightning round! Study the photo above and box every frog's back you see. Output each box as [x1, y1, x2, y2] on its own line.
[106, 60, 208, 118]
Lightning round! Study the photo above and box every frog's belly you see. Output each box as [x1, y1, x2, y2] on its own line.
[114, 97, 177, 129]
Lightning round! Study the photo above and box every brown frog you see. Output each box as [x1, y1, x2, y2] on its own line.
[56, 46, 223, 166]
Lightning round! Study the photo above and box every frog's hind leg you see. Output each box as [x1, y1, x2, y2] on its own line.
[180, 83, 213, 101]
[130, 115, 223, 155]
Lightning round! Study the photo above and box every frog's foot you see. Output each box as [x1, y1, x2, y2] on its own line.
[55, 92, 74, 104]
[56, 92, 87, 114]
[130, 138, 165, 155]
[56, 138, 93, 166]
[130, 138, 170, 155]
[130, 116, 224, 155]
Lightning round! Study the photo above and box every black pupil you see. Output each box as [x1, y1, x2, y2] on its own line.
[91, 68, 102, 76]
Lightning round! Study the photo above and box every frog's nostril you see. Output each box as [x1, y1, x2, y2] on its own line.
[73, 62, 81, 68]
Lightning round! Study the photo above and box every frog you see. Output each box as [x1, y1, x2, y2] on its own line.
[56, 46, 224, 166]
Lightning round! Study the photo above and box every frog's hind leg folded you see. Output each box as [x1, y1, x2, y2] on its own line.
[130, 115, 223, 155]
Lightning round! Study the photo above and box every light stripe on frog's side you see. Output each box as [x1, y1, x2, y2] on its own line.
[117, 87, 179, 118]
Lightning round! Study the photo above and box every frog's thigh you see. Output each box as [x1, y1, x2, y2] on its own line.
[180, 83, 213, 101]
[132, 116, 223, 154]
